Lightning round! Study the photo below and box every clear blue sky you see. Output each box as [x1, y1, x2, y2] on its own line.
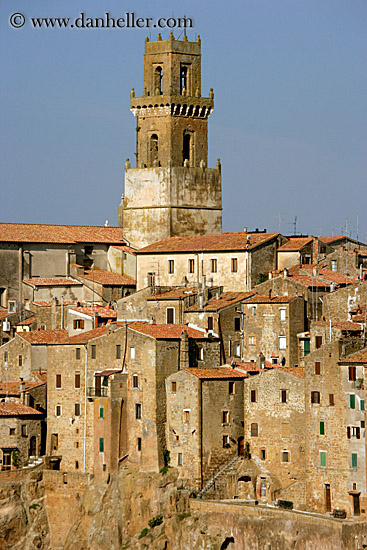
[1, 0, 366, 240]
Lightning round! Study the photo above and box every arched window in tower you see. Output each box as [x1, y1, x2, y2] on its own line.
[183, 133, 191, 165]
[154, 67, 163, 95]
[149, 134, 159, 166]
[180, 66, 188, 95]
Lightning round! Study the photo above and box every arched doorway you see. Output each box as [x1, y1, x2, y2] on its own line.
[29, 436, 37, 457]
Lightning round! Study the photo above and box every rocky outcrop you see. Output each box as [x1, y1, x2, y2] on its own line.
[0, 468, 50, 550]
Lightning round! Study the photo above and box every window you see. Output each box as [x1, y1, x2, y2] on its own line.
[282, 451, 289, 463]
[350, 394, 356, 409]
[99, 407, 104, 419]
[320, 451, 326, 467]
[223, 435, 230, 448]
[352, 453, 358, 468]
[55, 405, 62, 417]
[248, 336, 256, 346]
[362, 420, 365, 429]
[8, 300, 16, 313]
[136, 403, 142, 419]
[155, 66, 163, 94]
[168, 260, 174, 274]
[315, 336, 322, 349]
[311, 391, 320, 404]
[260, 449, 266, 460]
[315, 362, 321, 375]
[184, 410, 190, 423]
[279, 336, 287, 350]
[99, 438, 104, 453]
[116, 345, 121, 359]
[329, 393, 335, 406]
[183, 133, 191, 163]
[171, 381, 177, 393]
[320, 421, 325, 435]
[231, 258, 238, 273]
[280, 308, 286, 321]
[178, 452, 183, 465]
[331, 259, 337, 272]
[211, 258, 217, 273]
[250, 423, 258, 436]
[73, 319, 84, 330]
[360, 400, 365, 411]
[9, 428, 15, 436]
[281, 389, 287, 403]
[75, 373, 81, 389]
[188, 259, 195, 273]
[75, 441, 79, 448]
[18, 355, 23, 367]
[91, 345, 96, 359]
[4, 351, 8, 365]
[130, 347, 135, 360]
[229, 381, 235, 395]
[56, 374, 62, 389]
[251, 306, 256, 317]
[76, 348, 81, 360]
[75, 461, 79, 470]
[250, 390, 257, 403]
[234, 343, 240, 357]
[222, 411, 229, 424]
[75, 403, 81, 417]
[137, 437, 142, 451]
[85, 245, 93, 255]
[281, 423, 290, 438]
[234, 317, 241, 331]
[207, 316, 214, 331]
[132, 374, 139, 388]
[349, 366, 357, 382]
[180, 65, 188, 94]
[166, 308, 174, 324]
[197, 347, 204, 361]
[21, 424, 27, 437]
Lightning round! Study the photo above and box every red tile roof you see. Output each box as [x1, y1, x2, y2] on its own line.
[24, 278, 81, 287]
[69, 305, 117, 318]
[95, 369, 123, 377]
[301, 267, 356, 285]
[18, 329, 69, 345]
[341, 348, 367, 364]
[0, 402, 44, 416]
[278, 238, 313, 251]
[0, 223, 125, 244]
[128, 322, 209, 340]
[288, 275, 331, 289]
[68, 325, 110, 344]
[318, 236, 347, 244]
[275, 366, 305, 379]
[245, 295, 299, 304]
[80, 270, 136, 286]
[0, 379, 46, 395]
[111, 245, 137, 256]
[32, 300, 78, 307]
[32, 372, 47, 384]
[138, 232, 279, 254]
[17, 316, 37, 326]
[147, 287, 199, 301]
[185, 291, 257, 312]
[314, 320, 363, 332]
[182, 367, 246, 379]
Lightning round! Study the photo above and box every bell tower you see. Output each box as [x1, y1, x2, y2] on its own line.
[118, 33, 222, 248]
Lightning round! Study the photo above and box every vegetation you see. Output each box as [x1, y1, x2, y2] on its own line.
[244, 441, 251, 459]
[148, 515, 163, 528]
[12, 449, 20, 468]
[177, 512, 191, 521]
[138, 528, 148, 539]
[160, 449, 171, 475]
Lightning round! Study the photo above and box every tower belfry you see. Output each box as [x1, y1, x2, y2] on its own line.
[118, 33, 222, 248]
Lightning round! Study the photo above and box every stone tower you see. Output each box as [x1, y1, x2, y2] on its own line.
[118, 33, 222, 249]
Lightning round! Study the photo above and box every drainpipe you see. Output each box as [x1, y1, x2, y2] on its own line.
[61, 296, 64, 329]
[83, 343, 88, 473]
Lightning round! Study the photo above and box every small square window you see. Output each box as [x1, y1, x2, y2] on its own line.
[234, 317, 241, 331]
[136, 403, 142, 419]
[75, 373, 81, 389]
[231, 258, 238, 273]
[250, 423, 258, 437]
[223, 435, 230, 448]
[320, 451, 326, 467]
[99, 437, 104, 453]
[130, 347, 135, 360]
[76, 347, 81, 360]
[188, 259, 195, 273]
[281, 389, 287, 403]
[73, 319, 85, 330]
[178, 452, 183, 465]
[282, 451, 289, 463]
[171, 381, 177, 393]
[91, 345, 96, 359]
[137, 437, 142, 451]
[9, 428, 15, 436]
[132, 374, 139, 388]
[56, 374, 62, 389]
[168, 260, 175, 274]
[211, 258, 217, 273]
[75, 403, 81, 416]
[315, 362, 321, 375]
[248, 336, 256, 346]
[250, 390, 256, 403]
[229, 381, 235, 395]
[116, 345, 121, 359]
[99, 406, 104, 419]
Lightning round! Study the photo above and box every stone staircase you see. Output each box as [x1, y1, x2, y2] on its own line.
[198, 455, 242, 500]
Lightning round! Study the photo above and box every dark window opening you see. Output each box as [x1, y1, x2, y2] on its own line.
[150, 134, 159, 165]
[154, 66, 162, 95]
[315, 362, 321, 375]
[183, 133, 191, 164]
[166, 308, 174, 324]
[315, 336, 322, 349]
[180, 66, 188, 94]
[251, 423, 258, 436]
[234, 317, 241, 331]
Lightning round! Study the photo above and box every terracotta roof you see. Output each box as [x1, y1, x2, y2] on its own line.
[302, 267, 356, 285]
[318, 236, 347, 244]
[138, 232, 279, 254]
[32, 300, 78, 307]
[182, 367, 246, 379]
[17, 316, 37, 326]
[0, 310, 20, 321]
[69, 305, 117, 318]
[18, 329, 69, 345]
[111, 245, 137, 256]
[341, 348, 367, 364]
[278, 238, 313, 251]
[0, 379, 46, 395]
[245, 295, 299, 304]
[314, 320, 363, 332]
[95, 369, 123, 377]
[275, 366, 305, 379]
[288, 275, 331, 289]
[80, 270, 136, 286]
[147, 287, 199, 301]
[0, 223, 125, 244]
[68, 325, 109, 344]
[24, 278, 81, 287]
[0, 402, 44, 416]
[32, 372, 47, 384]
[185, 291, 257, 312]
[128, 322, 209, 340]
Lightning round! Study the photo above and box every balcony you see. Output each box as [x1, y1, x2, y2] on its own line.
[87, 387, 108, 398]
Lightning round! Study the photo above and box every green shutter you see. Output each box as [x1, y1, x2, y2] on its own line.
[99, 438, 104, 453]
[99, 407, 104, 419]
[320, 422, 325, 435]
[352, 453, 358, 468]
[360, 400, 365, 411]
[350, 394, 355, 409]
[320, 452, 326, 467]
[304, 339, 310, 355]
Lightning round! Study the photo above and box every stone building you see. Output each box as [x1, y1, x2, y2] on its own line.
[304, 339, 366, 517]
[166, 366, 245, 490]
[244, 366, 306, 507]
[242, 295, 305, 367]
[67, 304, 117, 336]
[136, 231, 283, 292]
[320, 281, 367, 323]
[277, 237, 316, 270]
[75, 269, 136, 302]
[118, 34, 222, 248]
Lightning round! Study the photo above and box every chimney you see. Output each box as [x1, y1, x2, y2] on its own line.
[199, 293, 204, 309]
[244, 227, 248, 233]
[20, 379, 25, 404]
[284, 268, 288, 278]
[257, 353, 265, 370]
[179, 330, 189, 370]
